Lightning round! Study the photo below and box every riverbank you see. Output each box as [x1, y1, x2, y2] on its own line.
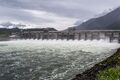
[0, 37, 10, 41]
[0, 35, 11, 41]
[0, 33, 10, 41]
[72, 48, 120, 80]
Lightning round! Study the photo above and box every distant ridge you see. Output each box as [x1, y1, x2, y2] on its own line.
[74, 7, 120, 30]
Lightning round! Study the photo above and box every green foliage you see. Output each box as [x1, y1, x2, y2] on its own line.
[97, 66, 120, 80]
[97, 49, 120, 80]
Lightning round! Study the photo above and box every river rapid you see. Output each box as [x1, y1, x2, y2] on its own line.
[0, 39, 119, 80]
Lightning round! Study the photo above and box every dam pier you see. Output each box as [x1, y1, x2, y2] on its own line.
[19, 30, 120, 42]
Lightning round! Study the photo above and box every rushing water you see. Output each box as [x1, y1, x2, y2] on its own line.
[0, 39, 120, 80]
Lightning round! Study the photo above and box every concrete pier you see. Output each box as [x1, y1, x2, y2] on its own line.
[19, 30, 120, 43]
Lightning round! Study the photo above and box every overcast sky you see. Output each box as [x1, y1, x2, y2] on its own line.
[0, 0, 120, 30]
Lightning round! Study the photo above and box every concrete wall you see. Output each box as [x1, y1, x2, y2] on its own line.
[19, 30, 120, 42]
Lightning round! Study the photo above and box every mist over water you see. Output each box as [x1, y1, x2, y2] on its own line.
[0, 40, 120, 80]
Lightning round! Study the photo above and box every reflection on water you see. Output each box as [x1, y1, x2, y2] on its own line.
[0, 40, 119, 80]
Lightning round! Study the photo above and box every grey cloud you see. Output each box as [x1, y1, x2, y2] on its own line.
[0, 0, 120, 30]
[0, 0, 120, 19]
[0, 6, 53, 24]
[0, 0, 99, 19]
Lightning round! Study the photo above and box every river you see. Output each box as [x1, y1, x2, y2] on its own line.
[0, 39, 119, 80]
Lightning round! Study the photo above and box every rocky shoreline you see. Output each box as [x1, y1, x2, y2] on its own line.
[72, 48, 120, 80]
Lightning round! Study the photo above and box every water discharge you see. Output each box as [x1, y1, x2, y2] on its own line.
[0, 39, 120, 80]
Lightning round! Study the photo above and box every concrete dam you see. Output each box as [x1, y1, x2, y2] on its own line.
[19, 30, 120, 42]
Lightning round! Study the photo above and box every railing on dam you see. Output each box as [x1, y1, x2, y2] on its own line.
[19, 30, 120, 43]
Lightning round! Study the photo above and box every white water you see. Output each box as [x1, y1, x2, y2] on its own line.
[0, 40, 119, 80]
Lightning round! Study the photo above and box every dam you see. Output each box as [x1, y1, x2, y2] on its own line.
[19, 30, 120, 42]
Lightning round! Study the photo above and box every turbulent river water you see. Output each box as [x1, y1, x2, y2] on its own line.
[0, 40, 120, 80]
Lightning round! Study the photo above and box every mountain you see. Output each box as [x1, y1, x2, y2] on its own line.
[23, 28, 57, 32]
[0, 22, 26, 29]
[75, 7, 120, 30]
[74, 20, 83, 25]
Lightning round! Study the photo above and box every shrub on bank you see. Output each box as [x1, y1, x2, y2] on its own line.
[97, 66, 120, 80]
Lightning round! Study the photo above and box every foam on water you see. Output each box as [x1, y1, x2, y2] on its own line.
[0, 40, 120, 80]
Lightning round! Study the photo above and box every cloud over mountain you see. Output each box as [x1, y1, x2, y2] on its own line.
[0, 0, 120, 30]
[0, 22, 26, 28]
[75, 7, 120, 30]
